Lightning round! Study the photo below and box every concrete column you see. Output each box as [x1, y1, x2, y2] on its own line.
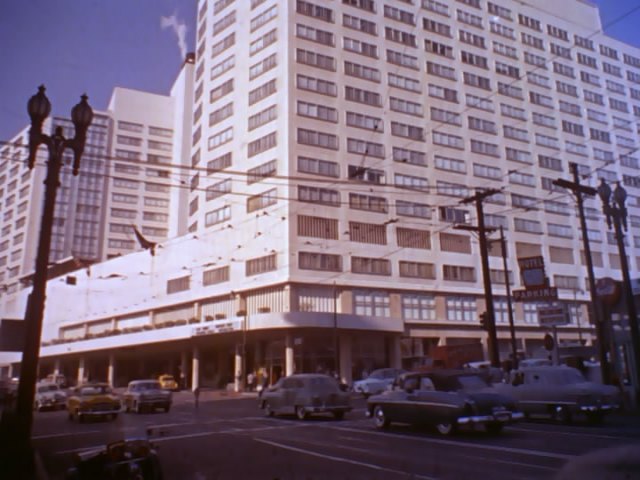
[234, 343, 244, 392]
[191, 346, 200, 392]
[53, 359, 61, 376]
[339, 334, 352, 385]
[285, 334, 294, 376]
[180, 351, 188, 390]
[77, 357, 86, 385]
[389, 335, 402, 369]
[107, 354, 115, 387]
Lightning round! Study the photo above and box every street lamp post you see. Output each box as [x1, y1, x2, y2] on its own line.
[15, 86, 93, 453]
[597, 179, 640, 405]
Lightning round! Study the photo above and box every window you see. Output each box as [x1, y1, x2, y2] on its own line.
[435, 155, 465, 173]
[397, 227, 431, 249]
[343, 14, 377, 35]
[521, 33, 544, 50]
[440, 233, 471, 253]
[351, 257, 391, 276]
[446, 296, 477, 321]
[213, 10, 236, 35]
[209, 102, 233, 126]
[247, 188, 277, 212]
[557, 81, 578, 97]
[509, 171, 535, 186]
[387, 49, 419, 69]
[488, 2, 511, 20]
[495, 61, 519, 78]
[457, 9, 483, 28]
[298, 156, 339, 177]
[249, 79, 276, 105]
[497, 82, 522, 99]
[399, 261, 435, 279]
[388, 73, 420, 92]
[512, 194, 536, 209]
[493, 41, 516, 59]
[548, 223, 573, 238]
[246, 253, 277, 276]
[473, 163, 501, 179]
[297, 0, 333, 22]
[530, 92, 553, 108]
[298, 101, 338, 122]
[342, 0, 375, 13]
[468, 116, 497, 134]
[562, 120, 584, 137]
[550, 43, 571, 60]
[500, 103, 526, 120]
[539, 155, 562, 171]
[402, 294, 436, 321]
[490, 21, 514, 39]
[296, 24, 334, 47]
[296, 48, 336, 71]
[391, 122, 424, 140]
[384, 4, 415, 24]
[349, 193, 388, 213]
[247, 159, 277, 184]
[397, 200, 431, 218]
[518, 13, 540, 31]
[443, 266, 475, 283]
[348, 165, 385, 184]
[297, 129, 338, 150]
[462, 51, 488, 69]
[353, 291, 390, 317]
[504, 126, 528, 142]
[345, 61, 380, 83]
[248, 104, 277, 131]
[345, 86, 382, 106]
[466, 94, 493, 111]
[212, 32, 235, 58]
[514, 219, 542, 234]
[203, 266, 229, 286]
[590, 128, 611, 143]
[393, 147, 426, 166]
[433, 131, 464, 149]
[553, 62, 575, 78]
[247, 132, 276, 157]
[207, 127, 233, 150]
[344, 37, 378, 57]
[347, 138, 384, 157]
[297, 215, 338, 239]
[299, 185, 340, 206]
[250, 4, 277, 32]
[463, 72, 490, 90]
[422, 0, 449, 17]
[299, 252, 342, 272]
[427, 61, 456, 80]
[386, 27, 417, 47]
[348, 221, 387, 245]
[346, 112, 382, 131]
[524, 52, 546, 69]
[207, 152, 232, 174]
[297, 74, 337, 96]
[167, 275, 190, 294]
[425, 40, 453, 58]
[470, 140, 499, 157]
[395, 173, 428, 191]
[535, 133, 559, 149]
[425, 18, 452, 37]
[428, 84, 457, 102]
[390, 97, 423, 117]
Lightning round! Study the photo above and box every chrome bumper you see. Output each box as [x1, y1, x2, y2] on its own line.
[457, 411, 524, 425]
[579, 404, 618, 412]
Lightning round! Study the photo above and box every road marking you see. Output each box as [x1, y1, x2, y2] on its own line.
[329, 426, 575, 461]
[254, 438, 437, 480]
[509, 425, 631, 441]
[33, 430, 102, 440]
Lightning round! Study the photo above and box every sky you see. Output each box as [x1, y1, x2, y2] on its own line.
[0, 0, 639, 143]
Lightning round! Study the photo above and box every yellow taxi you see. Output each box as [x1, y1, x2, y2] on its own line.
[158, 374, 179, 391]
[66, 383, 121, 422]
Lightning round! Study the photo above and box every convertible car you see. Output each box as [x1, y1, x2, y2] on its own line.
[366, 370, 523, 435]
[493, 365, 621, 424]
[259, 373, 351, 420]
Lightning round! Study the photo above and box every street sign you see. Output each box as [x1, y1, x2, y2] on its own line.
[518, 256, 547, 289]
[538, 305, 569, 326]
[513, 287, 558, 302]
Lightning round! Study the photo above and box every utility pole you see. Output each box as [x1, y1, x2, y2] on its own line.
[499, 226, 518, 369]
[333, 282, 340, 378]
[458, 188, 501, 368]
[597, 179, 640, 405]
[553, 163, 610, 384]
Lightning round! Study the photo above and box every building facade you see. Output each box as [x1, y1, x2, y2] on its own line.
[2, 0, 640, 387]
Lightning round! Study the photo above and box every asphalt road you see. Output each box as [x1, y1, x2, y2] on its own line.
[31, 392, 640, 480]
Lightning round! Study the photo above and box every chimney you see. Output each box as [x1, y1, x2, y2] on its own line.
[185, 52, 195, 65]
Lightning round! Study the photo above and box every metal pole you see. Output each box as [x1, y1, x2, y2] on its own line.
[475, 197, 500, 368]
[15, 139, 64, 451]
[500, 226, 518, 369]
[333, 282, 340, 377]
[612, 211, 640, 405]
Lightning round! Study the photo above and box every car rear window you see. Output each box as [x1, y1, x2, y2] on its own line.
[80, 386, 112, 395]
[137, 382, 161, 390]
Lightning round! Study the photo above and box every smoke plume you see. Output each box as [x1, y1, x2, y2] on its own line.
[161, 14, 188, 60]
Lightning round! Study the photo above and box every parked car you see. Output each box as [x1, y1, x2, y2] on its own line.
[123, 380, 172, 413]
[67, 383, 121, 422]
[34, 382, 67, 411]
[46, 373, 69, 388]
[259, 373, 351, 420]
[366, 370, 524, 435]
[158, 374, 179, 391]
[493, 366, 621, 424]
[352, 368, 407, 398]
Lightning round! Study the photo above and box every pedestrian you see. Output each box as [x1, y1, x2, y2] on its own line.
[193, 386, 200, 409]
[247, 371, 255, 392]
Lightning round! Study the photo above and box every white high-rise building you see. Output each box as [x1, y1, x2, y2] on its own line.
[3, 0, 640, 386]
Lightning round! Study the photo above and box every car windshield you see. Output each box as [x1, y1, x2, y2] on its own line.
[80, 386, 112, 395]
[136, 382, 161, 390]
[368, 370, 385, 380]
[37, 385, 59, 393]
[308, 377, 339, 393]
[160, 376, 174, 381]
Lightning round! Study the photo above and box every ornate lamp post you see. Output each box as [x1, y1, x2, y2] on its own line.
[15, 85, 93, 452]
[597, 179, 640, 405]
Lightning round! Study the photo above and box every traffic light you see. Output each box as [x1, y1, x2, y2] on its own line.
[479, 311, 489, 331]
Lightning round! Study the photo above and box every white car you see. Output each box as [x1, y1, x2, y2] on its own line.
[35, 382, 67, 411]
[352, 368, 406, 398]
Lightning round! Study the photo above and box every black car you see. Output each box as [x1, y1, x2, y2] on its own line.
[366, 370, 524, 435]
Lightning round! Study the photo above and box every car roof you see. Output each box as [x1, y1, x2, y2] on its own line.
[285, 374, 335, 379]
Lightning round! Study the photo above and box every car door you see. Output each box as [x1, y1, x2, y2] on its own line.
[413, 376, 457, 425]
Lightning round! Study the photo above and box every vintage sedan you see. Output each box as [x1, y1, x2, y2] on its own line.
[123, 380, 172, 413]
[493, 366, 621, 424]
[366, 370, 523, 435]
[158, 374, 179, 391]
[67, 383, 121, 422]
[34, 382, 67, 411]
[259, 374, 351, 420]
[352, 368, 407, 398]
